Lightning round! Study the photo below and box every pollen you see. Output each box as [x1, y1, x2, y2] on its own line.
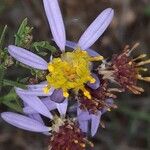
[45, 47, 103, 98]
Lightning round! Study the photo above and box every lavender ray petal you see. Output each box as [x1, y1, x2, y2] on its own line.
[1, 112, 51, 132]
[101, 98, 113, 114]
[87, 73, 100, 89]
[78, 8, 114, 50]
[16, 89, 53, 119]
[77, 107, 91, 121]
[50, 89, 65, 103]
[90, 111, 101, 136]
[43, 0, 66, 51]
[28, 111, 50, 135]
[27, 82, 47, 90]
[42, 97, 57, 111]
[28, 114, 44, 125]
[23, 106, 37, 114]
[79, 120, 89, 133]
[66, 40, 100, 57]
[56, 99, 68, 116]
[23, 98, 57, 114]
[16, 87, 54, 96]
[8, 45, 48, 70]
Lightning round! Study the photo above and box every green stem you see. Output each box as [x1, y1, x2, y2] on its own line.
[3, 79, 27, 89]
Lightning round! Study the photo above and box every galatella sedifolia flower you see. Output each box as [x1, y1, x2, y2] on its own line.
[8, 0, 114, 100]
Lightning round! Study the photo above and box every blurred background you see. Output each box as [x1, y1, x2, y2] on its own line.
[0, 0, 150, 150]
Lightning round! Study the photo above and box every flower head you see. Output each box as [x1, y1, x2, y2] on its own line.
[98, 43, 150, 94]
[8, 2, 114, 99]
[49, 117, 93, 150]
[1, 111, 93, 149]
[45, 47, 103, 98]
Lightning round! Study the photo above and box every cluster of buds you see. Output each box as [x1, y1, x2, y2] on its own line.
[1, 0, 149, 150]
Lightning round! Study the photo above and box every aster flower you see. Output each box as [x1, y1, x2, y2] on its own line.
[8, 0, 114, 100]
[98, 43, 150, 94]
[1, 110, 92, 149]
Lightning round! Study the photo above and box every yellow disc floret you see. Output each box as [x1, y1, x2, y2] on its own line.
[44, 47, 103, 98]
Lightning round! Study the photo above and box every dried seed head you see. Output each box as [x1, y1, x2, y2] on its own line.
[98, 43, 150, 94]
[49, 119, 92, 150]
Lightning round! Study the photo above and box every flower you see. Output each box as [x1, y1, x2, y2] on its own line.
[49, 117, 94, 150]
[1, 110, 92, 149]
[98, 43, 150, 94]
[8, 0, 114, 99]
[45, 48, 102, 99]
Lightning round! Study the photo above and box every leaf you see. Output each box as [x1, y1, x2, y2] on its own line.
[0, 25, 8, 49]
[2, 100, 22, 113]
[15, 18, 33, 48]
[32, 41, 57, 53]
[3, 79, 27, 89]
[0, 88, 17, 103]
[0, 88, 22, 112]
[0, 65, 5, 86]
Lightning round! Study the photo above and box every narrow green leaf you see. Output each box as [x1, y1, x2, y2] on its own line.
[0, 65, 5, 86]
[0, 25, 8, 49]
[0, 89, 17, 103]
[3, 79, 27, 89]
[15, 18, 33, 47]
[2, 100, 22, 113]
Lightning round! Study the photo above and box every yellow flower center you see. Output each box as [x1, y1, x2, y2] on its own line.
[44, 47, 103, 99]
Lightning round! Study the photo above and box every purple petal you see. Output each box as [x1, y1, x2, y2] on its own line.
[56, 99, 68, 116]
[43, 0, 66, 51]
[77, 107, 91, 121]
[79, 120, 88, 133]
[28, 108, 50, 135]
[101, 98, 113, 114]
[27, 82, 47, 89]
[87, 73, 100, 89]
[1, 112, 51, 132]
[28, 114, 44, 125]
[16, 88, 53, 119]
[50, 89, 65, 103]
[66, 40, 100, 57]
[78, 8, 114, 50]
[8, 45, 48, 70]
[16, 87, 54, 96]
[23, 97, 57, 114]
[23, 106, 37, 114]
[90, 111, 101, 136]
[42, 97, 57, 111]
